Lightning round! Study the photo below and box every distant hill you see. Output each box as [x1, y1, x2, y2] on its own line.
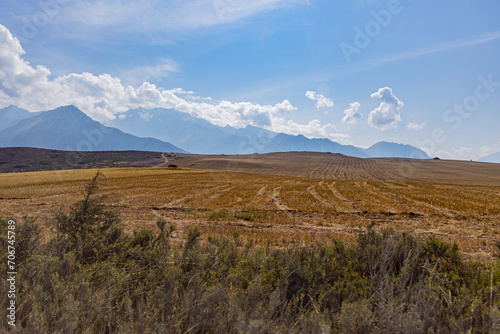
[0, 105, 187, 153]
[0, 105, 37, 132]
[264, 133, 369, 158]
[479, 151, 500, 164]
[0, 147, 167, 173]
[363, 141, 430, 159]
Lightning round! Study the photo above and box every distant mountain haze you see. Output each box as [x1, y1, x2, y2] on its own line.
[0, 105, 37, 132]
[0, 105, 187, 153]
[263, 133, 369, 158]
[1, 105, 435, 159]
[363, 141, 430, 159]
[108, 107, 429, 158]
[107, 108, 229, 153]
[478, 151, 500, 164]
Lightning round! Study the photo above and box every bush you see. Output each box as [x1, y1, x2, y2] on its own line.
[50, 171, 121, 264]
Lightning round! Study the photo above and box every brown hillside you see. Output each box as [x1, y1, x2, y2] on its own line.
[0, 147, 165, 173]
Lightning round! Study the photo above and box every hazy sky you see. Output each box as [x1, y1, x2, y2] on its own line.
[0, 0, 499, 159]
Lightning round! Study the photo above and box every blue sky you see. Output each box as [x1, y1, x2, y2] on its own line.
[0, 0, 499, 159]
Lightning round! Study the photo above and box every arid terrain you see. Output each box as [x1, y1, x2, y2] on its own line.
[1, 155, 499, 260]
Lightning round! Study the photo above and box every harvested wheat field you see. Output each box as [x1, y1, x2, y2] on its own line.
[1, 166, 499, 260]
[169, 152, 500, 186]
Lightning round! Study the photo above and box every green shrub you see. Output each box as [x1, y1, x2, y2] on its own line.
[209, 209, 230, 220]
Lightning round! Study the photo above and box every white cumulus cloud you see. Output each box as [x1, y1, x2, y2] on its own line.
[480, 141, 500, 156]
[305, 91, 334, 109]
[0, 24, 348, 142]
[407, 122, 424, 131]
[342, 102, 362, 124]
[367, 87, 403, 131]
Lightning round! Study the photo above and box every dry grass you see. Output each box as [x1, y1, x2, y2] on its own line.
[1, 167, 499, 260]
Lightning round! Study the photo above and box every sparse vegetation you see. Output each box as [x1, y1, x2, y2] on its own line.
[234, 206, 268, 221]
[210, 208, 231, 220]
[210, 207, 268, 221]
[2, 175, 500, 332]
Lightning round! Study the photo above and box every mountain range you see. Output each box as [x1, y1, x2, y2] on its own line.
[107, 107, 431, 158]
[0, 105, 186, 153]
[0, 104, 461, 160]
[479, 152, 500, 164]
[0, 105, 38, 132]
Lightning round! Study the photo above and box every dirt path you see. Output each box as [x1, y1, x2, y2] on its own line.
[247, 185, 269, 206]
[155, 153, 170, 167]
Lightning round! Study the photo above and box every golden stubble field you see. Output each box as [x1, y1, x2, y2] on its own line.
[171, 152, 500, 186]
[1, 166, 499, 260]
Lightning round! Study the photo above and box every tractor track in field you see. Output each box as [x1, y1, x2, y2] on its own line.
[301, 155, 392, 181]
[350, 181, 395, 213]
[272, 187, 291, 211]
[376, 183, 458, 217]
[247, 185, 270, 206]
[307, 181, 343, 211]
[164, 184, 233, 207]
[326, 182, 355, 212]
[190, 185, 240, 205]
[355, 181, 418, 214]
